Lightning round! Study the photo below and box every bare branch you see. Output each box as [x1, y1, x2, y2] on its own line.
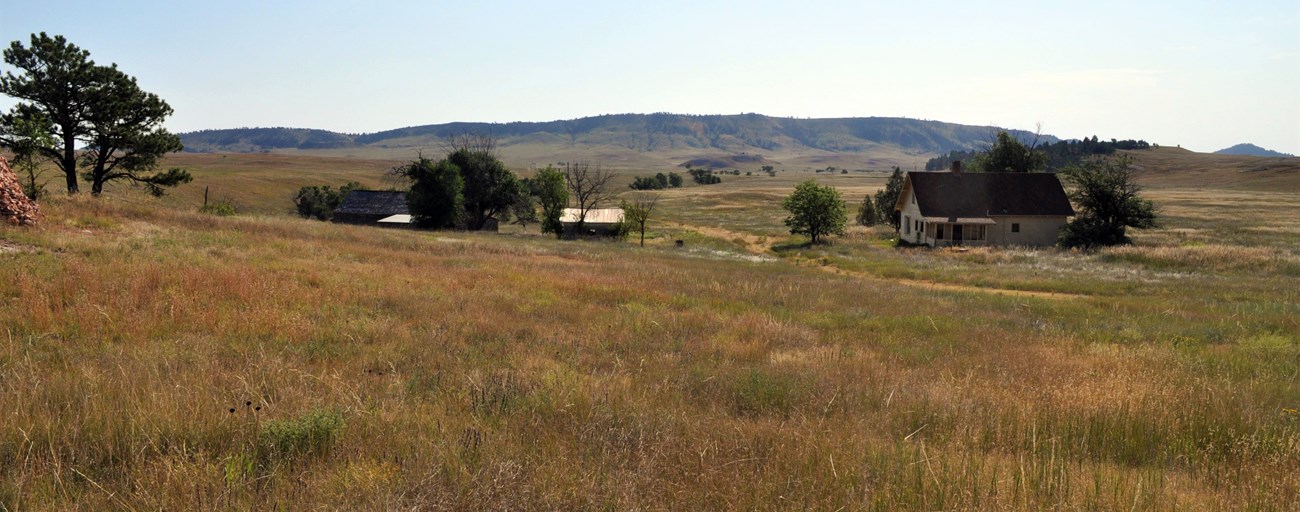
[441, 132, 496, 156]
[563, 161, 617, 231]
[623, 193, 659, 246]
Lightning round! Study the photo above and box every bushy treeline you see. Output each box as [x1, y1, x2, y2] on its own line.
[182, 127, 354, 151]
[629, 172, 683, 190]
[687, 168, 721, 185]
[926, 136, 1152, 172]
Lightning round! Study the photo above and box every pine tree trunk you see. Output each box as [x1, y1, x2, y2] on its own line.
[61, 133, 78, 194]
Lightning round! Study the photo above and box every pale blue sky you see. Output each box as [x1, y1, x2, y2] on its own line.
[3, 0, 1298, 153]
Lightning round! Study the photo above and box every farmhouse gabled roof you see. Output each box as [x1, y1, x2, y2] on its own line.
[898, 172, 1074, 219]
[335, 190, 409, 216]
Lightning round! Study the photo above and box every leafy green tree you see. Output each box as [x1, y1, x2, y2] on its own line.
[782, 180, 847, 244]
[688, 168, 720, 185]
[80, 64, 190, 196]
[655, 172, 669, 188]
[0, 33, 96, 194]
[444, 136, 520, 230]
[0, 33, 188, 196]
[293, 182, 360, 221]
[971, 131, 1046, 173]
[533, 165, 568, 238]
[856, 195, 878, 226]
[629, 176, 664, 190]
[1058, 155, 1156, 248]
[509, 189, 538, 230]
[874, 166, 904, 230]
[667, 172, 683, 187]
[5, 112, 54, 200]
[396, 156, 463, 229]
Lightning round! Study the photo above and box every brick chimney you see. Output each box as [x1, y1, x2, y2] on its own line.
[951, 160, 962, 174]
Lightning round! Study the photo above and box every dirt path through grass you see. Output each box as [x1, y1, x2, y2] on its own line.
[675, 221, 1085, 300]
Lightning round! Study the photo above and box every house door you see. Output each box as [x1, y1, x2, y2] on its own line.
[952, 224, 963, 245]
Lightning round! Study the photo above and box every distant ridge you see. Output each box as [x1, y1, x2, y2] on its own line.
[1214, 143, 1295, 158]
[179, 113, 1055, 156]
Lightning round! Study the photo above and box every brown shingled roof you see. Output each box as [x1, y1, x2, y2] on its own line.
[334, 190, 409, 216]
[903, 172, 1074, 219]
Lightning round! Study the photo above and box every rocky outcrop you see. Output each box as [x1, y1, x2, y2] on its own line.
[0, 156, 41, 226]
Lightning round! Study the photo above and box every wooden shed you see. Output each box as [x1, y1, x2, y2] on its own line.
[332, 190, 410, 226]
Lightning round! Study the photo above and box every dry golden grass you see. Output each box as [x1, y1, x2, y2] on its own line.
[1125, 147, 1300, 192]
[1, 148, 1298, 510]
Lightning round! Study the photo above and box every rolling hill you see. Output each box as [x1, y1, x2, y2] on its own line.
[1214, 143, 1295, 158]
[179, 114, 1055, 170]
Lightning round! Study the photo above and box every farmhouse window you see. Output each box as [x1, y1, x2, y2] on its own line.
[1011, 223, 1020, 233]
[904, 216, 911, 234]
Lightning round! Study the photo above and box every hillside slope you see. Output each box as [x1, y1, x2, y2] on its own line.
[1214, 143, 1295, 158]
[1124, 147, 1300, 192]
[179, 114, 1053, 170]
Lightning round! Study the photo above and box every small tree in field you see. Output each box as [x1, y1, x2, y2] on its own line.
[667, 172, 683, 187]
[856, 195, 878, 226]
[782, 180, 846, 245]
[874, 166, 904, 230]
[533, 165, 568, 238]
[1058, 155, 1156, 248]
[5, 113, 53, 200]
[621, 194, 659, 247]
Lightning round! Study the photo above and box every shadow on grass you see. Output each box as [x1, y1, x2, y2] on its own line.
[772, 240, 816, 253]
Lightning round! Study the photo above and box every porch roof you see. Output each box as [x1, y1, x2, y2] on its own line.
[919, 216, 996, 225]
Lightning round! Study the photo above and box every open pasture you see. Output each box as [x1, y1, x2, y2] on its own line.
[0, 148, 1297, 510]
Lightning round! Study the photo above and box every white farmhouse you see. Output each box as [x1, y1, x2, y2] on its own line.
[894, 162, 1074, 247]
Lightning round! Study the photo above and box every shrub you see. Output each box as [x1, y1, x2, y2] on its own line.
[199, 199, 237, 216]
[730, 368, 804, 417]
[294, 182, 359, 221]
[629, 176, 664, 190]
[260, 408, 346, 460]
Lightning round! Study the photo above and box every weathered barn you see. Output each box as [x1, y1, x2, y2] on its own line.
[332, 190, 410, 226]
[560, 208, 624, 237]
[894, 163, 1074, 247]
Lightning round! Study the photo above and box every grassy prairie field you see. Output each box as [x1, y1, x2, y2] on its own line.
[1, 148, 1298, 510]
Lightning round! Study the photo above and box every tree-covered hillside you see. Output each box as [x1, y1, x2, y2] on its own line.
[179, 114, 1055, 155]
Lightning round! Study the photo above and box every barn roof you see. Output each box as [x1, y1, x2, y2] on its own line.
[335, 190, 409, 216]
[560, 208, 624, 224]
[899, 172, 1074, 219]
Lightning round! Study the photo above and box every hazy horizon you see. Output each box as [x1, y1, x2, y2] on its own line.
[3, 0, 1297, 154]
